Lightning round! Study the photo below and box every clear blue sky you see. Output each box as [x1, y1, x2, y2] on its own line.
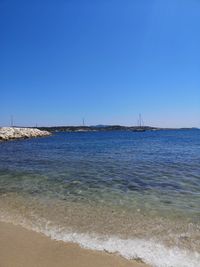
[1, 0, 200, 127]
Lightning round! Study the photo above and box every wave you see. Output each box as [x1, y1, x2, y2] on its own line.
[1, 213, 200, 267]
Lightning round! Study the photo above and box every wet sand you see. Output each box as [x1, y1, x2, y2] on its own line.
[0, 222, 149, 267]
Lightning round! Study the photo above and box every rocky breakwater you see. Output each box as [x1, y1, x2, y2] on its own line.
[0, 127, 51, 141]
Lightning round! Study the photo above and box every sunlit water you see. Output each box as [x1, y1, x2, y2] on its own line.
[0, 130, 200, 267]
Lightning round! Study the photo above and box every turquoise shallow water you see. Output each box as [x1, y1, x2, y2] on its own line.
[0, 130, 200, 266]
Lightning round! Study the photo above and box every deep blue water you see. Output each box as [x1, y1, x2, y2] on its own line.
[0, 130, 199, 207]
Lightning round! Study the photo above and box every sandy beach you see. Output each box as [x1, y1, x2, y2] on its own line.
[0, 222, 149, 267]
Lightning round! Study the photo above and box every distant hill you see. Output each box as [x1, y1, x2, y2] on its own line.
[90, 125, 110, 128]
[37, 125, 200, 133]
[38, 125, 159, 132]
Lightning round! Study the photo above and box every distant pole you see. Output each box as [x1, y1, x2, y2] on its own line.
[10, 115, 14, 127]
[141, 117, 144, 127]
[137, 113, 144, 128]
[82, 118, 85, 126]
[139, 113, 142, 127]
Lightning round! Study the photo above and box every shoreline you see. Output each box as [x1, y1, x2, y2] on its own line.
[0, 221, 149, 267]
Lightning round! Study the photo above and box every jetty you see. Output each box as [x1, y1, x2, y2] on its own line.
[0, 127, 51, 141]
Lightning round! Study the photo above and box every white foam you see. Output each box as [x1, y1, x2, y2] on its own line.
[1, 214, 200, 267]
[35, 227, 200, 267]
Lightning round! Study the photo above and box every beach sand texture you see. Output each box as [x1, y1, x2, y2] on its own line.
[0, 222, 149, 267]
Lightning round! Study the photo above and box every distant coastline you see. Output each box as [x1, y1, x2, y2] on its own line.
[38, 125, 199, 133]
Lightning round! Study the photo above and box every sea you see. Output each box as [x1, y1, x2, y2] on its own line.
[0, 129, 199, 267]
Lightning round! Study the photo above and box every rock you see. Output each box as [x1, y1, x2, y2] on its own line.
[0, 127, 51, 141]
